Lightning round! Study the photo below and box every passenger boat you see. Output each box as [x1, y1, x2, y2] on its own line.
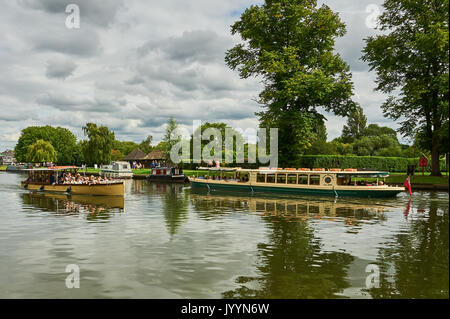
[100, 161, 133, 179]
[21, 166, 125, 196]
[189, 167, 405, 198]
[147, 167, 188, 183]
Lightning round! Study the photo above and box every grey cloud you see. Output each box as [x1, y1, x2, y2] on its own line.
[45, 58, 77, 79]
[32, 29, 102, 56]
[36, 93, 123, 113]
[138, 30, 232, 63]
[19, 0, 124, 28]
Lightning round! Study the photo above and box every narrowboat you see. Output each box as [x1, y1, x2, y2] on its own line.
[147, 167, 187, 183]
[21, 167, 125, 196]
[189, 167, 405, 198]
[100, 161, 133, 179]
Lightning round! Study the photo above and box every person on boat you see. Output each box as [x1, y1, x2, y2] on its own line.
[49, 173, 56, 185]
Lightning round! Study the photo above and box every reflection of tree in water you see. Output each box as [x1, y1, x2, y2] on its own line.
[222, 216, 354, 298]
[366, 196, 449, 298]
[159, 184, 189, 237]
[21, 193, 122, 222]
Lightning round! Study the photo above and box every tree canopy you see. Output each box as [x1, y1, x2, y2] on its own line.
[14, 126, 78, 164]
[81, 123, 115, 166]
[27, 139, 57, 163]
[226, 0, 357, 166]
[362, 0, 449, 175]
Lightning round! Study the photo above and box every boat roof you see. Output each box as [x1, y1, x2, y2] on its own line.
[196, 167, 390, 176]
[23, 166, 81, 172]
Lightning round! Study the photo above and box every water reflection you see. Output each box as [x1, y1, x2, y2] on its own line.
[366, 193, 449, 299]
[21, 192, 124, 222]
[190, 191, 388, 298]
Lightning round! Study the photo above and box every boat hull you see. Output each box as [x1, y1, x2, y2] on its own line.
[147, 175, 187, 183]
[190, 180, 404, 198]
[21, 182, 125, 196]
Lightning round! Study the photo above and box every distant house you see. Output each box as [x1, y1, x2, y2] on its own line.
[144, 150, 167, 167]
[123, 148, 147, 167]
[0, 150, 16, 165]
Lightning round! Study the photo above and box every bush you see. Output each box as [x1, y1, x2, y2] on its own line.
[292, 155, 446, 173]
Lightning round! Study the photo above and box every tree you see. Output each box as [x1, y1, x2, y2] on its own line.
[81, 123, 115, 166]
[162, 117, 180, 165]
[225, 0, 357, 166]
[112, 140, 140, 157]
[15, 126, 78, 164]
[191, 122, 246, 164]
[341, 105, 367, 143]
[27, 139, 57, 163]
[362, 0, 449, 176]
[139, 135, 153, 154]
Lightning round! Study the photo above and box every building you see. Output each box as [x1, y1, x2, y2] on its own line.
[144, 150, 167, 168]
[0, 150, 16, 165]
[123, 148, 147, 167]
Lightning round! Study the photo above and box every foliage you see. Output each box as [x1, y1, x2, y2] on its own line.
[26, 139, 57, 163]
[139, 135, 153, 154]
[191, 122, 246, 163]
[162, 117, 180, 165]
[362, 0, 449, 175]
[112, 140, 139, 157]
[81, 123, 115, 166]
[111, 149, 124, 161]
[294, 155, 446, 173]
[225, 0, 357, 166]
[341, 105, 367, 143]
[14, 126, 78, 164]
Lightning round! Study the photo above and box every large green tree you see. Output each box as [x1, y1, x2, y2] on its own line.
[81, 123, 115, 166]
[162, 117, 181, 165]
[341, 105, 367, 143]
[14, 126, 78, 164]
[26, 139, 57, 163]
[225, 0, 356, 166]
[362, 0, 449, 176]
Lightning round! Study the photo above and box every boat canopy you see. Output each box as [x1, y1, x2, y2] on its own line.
[23, 166, 81, 172]
[196, 167, 390, 177]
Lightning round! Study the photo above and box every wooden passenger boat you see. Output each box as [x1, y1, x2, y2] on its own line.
[147, 167, 188, 183]
[189, 167, 405, 198]
[21, 167, 125, 196]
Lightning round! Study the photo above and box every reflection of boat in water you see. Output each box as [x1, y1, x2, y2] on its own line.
[190, 189, 395, 219]
[190, 167, 405, 198]
[22, 192, 124, 215]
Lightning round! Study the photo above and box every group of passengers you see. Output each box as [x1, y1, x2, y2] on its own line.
[197, 174, 249, 182]
[57, 173, 112, 185]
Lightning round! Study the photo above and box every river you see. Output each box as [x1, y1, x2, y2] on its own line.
[0, 172, 448, 298]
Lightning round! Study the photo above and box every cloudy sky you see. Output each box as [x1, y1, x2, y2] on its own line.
[0, 0, 398, 151]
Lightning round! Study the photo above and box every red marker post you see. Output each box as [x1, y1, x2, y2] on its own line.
[419, 157, 428, 176]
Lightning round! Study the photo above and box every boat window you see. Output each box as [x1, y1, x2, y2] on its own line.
[266, 174, 275, 183]
[298, 175, 308, 184]
[287, 174, 297, 184]
[257, 173, 266, 183]
[276, 174, 286, 184]
[310, 175, 320, 185]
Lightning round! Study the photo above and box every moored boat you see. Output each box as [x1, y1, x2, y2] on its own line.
[189, 167, 405, 198]
[100, 161, 133, 179]
[21, 167, 125, 196]
[147, 167, 187, 183]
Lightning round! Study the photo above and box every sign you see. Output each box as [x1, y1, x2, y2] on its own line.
[419, 157, 428, 176]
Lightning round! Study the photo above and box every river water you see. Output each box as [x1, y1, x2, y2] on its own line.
[0, 172, 448, 299]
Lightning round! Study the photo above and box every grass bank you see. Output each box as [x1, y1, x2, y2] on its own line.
[0, 165, 6, 171]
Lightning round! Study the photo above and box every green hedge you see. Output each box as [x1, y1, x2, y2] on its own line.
[292, 155, 446, 173]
